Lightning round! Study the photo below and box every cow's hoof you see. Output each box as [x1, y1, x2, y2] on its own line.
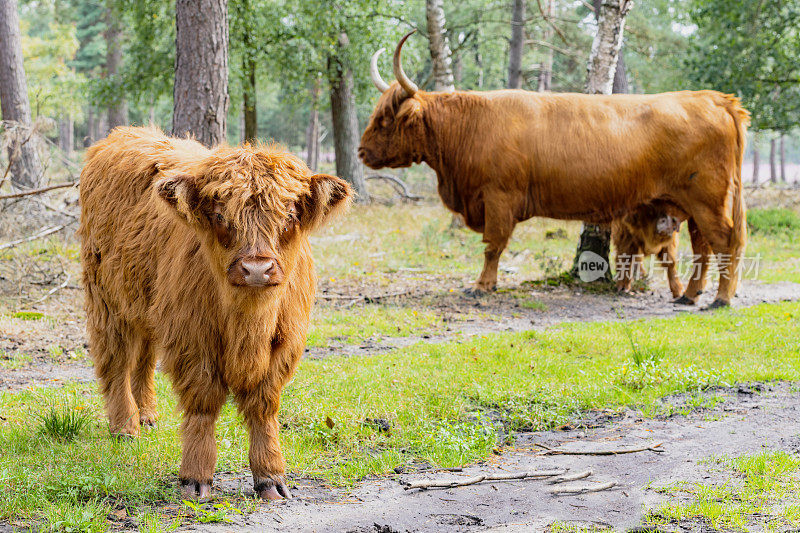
[705, 298, 729, 310]
[255, 477, 292, 501]
[139, 410, 158, 427]
[673, 295, 696, 306]
[180, 479, 212, 501]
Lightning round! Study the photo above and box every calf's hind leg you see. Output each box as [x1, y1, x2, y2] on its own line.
[131, 337, 158, 427]
[473, 196, 515, 293]
[675, 219, 711, 305]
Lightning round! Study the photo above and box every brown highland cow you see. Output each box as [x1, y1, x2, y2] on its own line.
[612, 201, 688, 298]
[79, 126, 351, 500]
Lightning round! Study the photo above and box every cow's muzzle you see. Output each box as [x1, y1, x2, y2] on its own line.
[227, 256, 283, 287]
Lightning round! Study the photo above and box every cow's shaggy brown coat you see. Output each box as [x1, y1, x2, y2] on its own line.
[79, 126, 351, 500]
[612, 201, 687, 298]
[360, 37, 748, 307]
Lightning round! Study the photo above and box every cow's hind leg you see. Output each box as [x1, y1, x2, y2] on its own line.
[175, 375, 227, 500]
[87, 305, 139, 437]
[675, 219, 711, 305]
[688, 204, 743, 308]
[473, 195, 515, 293]
[131, 337, 158, 427]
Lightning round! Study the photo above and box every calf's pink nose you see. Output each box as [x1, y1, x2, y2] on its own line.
[240, 258, 276, 284]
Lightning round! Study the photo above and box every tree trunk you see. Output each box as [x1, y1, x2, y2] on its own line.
[474, 31, 484, 88]
[329, 32, 368, 202]
[508, 0, 525, 89]
[85, 106, 95, 146]
[770, 136, 777, 184]
[242, 54, 257, 142]
[0, 0, 44, 189]
[780, 134, 786, 183]
[537, 0, 553, 91]
[426, 0, 455, 91]
[752, 135, 760, 186]
[305, 78, 320, 172]
[58, 114, 74, 157]
[105, 7, 127, 130]
[452, 50, 463, 85]
[572, 0, 632, 280]
[173, 0, 229, 146]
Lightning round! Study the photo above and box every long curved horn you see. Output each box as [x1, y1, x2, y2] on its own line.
[369, 48, 390, 93]
[393, 30, 419, 97]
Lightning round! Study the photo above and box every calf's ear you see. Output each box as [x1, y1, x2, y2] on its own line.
[154, 174, 201, 222]
[299, 174, 353, 232]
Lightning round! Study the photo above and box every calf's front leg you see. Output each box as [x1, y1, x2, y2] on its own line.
[474, 196, 515, 293]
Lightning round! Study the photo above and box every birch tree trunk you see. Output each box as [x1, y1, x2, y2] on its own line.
[426, 0, 454, 91]
[752, 134, 760, 185]
[572, 0, 632, 281]
[780, 134, 786, 183]
[770, 137, 777, 184]
[0, 0, 43, 189]
[508, 0, 525, 89]
[173, 0, 229, 147]
[537, 0, 554, 91]
[105, 8, 127, 130]
[329, 32, 368, 202]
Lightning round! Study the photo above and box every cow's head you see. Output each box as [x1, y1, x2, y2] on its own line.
[154, 146, 351, 292]
[359, 31, 428, 169]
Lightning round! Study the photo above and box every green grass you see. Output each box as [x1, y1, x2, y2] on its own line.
[307, 305, 445, 347]
[646, 451, 800, 531]
[2, 302, 800, 530]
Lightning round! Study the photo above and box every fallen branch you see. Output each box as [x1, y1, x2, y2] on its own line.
[0, 224, 68, 251]
[0, 181, 78, 200]
[536, 442, 663, 456]
[365, 174, 423, 201]
[401, 468, 567, 491]
[548, 470, 592, 484]
[549, 481, 616, 495]
[29, 271, 72, 305]
[318, 290, 413, 302]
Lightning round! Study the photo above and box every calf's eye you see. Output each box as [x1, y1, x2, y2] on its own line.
[216, 213, 225, 224]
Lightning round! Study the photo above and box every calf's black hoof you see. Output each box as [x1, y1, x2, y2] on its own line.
[704, 298, 729, 310]
[673, 295, 695, 306]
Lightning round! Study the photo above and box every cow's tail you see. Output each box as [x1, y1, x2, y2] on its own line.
[720, 94, 749, 290]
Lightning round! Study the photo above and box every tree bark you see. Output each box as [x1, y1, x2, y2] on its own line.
[173, 0, 229, 146]
[572, 0, 632, 280]
[537, 0, 553, 91]
[770, 136, 777, 184]
[508, 0, 525, 89]
[105, 7, 127, 130]
[474, 30, 484, 88]
[752, 134, 760, 186]
[780, 134, 786, 183]
[329, 33, 368, 202]
[426, 0, 455, 91]
[304, 78, 320, 172]
[0, 0, 44, 189]
[58, 114, 74, 157]
[242, 54, 257, 142]
[85, 106, 95, 146]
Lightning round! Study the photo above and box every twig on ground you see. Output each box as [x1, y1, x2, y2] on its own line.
[0, 224, 68, 251]
[365, 174, 423, 201]
[548, 470, 592, 484]
[549, 481, 617, 495]
[401, 468, 567, 491]
[0, 181, 78, 200]
[28, 271, 71, 304]
[318, 290, 413, 302]
[535, 442, 663, 456]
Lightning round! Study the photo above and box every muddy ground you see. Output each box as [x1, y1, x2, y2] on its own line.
[188, 382, 800, 533]
[3, 278, 800, 391]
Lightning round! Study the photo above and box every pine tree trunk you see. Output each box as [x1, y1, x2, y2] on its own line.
[58, 114, 73, 157]
[426, 0, 455, 91]
[329, 33, 368, 202]
[770, 137, 777, 184]
[508, 0, 525, 89]
[242, 55, 257, 142]
[572, 0, 632, 280]
[752, 136, 760, 186]
[474, 31, 484, 88]
[305, 79, 320, 172]
[537, 0, 553, 91]
[105, 8, 127, 130]
[0, 0, 43, 189]
[85, 106, 95, 146]
[780, 134, 786, 183]
[173, 0, 229, 147]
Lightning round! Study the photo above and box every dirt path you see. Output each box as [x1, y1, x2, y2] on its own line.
[190, 382, 800, 532]
[3, 279, 800, 391]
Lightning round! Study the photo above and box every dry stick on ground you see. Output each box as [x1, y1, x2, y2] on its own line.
[29, 271, 71, 305]
[548, 470, 592, 484]
[535, 442, 663, 456]
[0, 181, 78, 200]
[401, 468, 568, 491]
[365, 174, 423, 201]
[549, 481, 617, 495]
[318, 289, 414, 302]
[0, 224, 68, 251]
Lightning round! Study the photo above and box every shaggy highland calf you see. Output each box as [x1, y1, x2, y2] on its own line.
[613, 201, 687, 298]
[360, 32, 748, 308]
[79, 127, 351, 500]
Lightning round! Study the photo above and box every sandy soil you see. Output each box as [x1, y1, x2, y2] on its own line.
[184, 382, 800, 532]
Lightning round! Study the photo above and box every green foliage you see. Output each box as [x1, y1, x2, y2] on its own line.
[747, 207, 800, 235]
[182, 500, 244, 523]
[36, 402, 92, 442]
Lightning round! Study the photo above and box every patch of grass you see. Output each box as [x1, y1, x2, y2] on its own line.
[646, 451, 800, 531]
[519, 299, 547, 311]
[0, 349, 32, 369]
[11, 311, 45, 320]
[2, 302, 800, 530]
[182, 500, 245, 524]
[36, 401, 92, 442]
[747, 207, 800, 235]
[307, 305, 445, 347]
